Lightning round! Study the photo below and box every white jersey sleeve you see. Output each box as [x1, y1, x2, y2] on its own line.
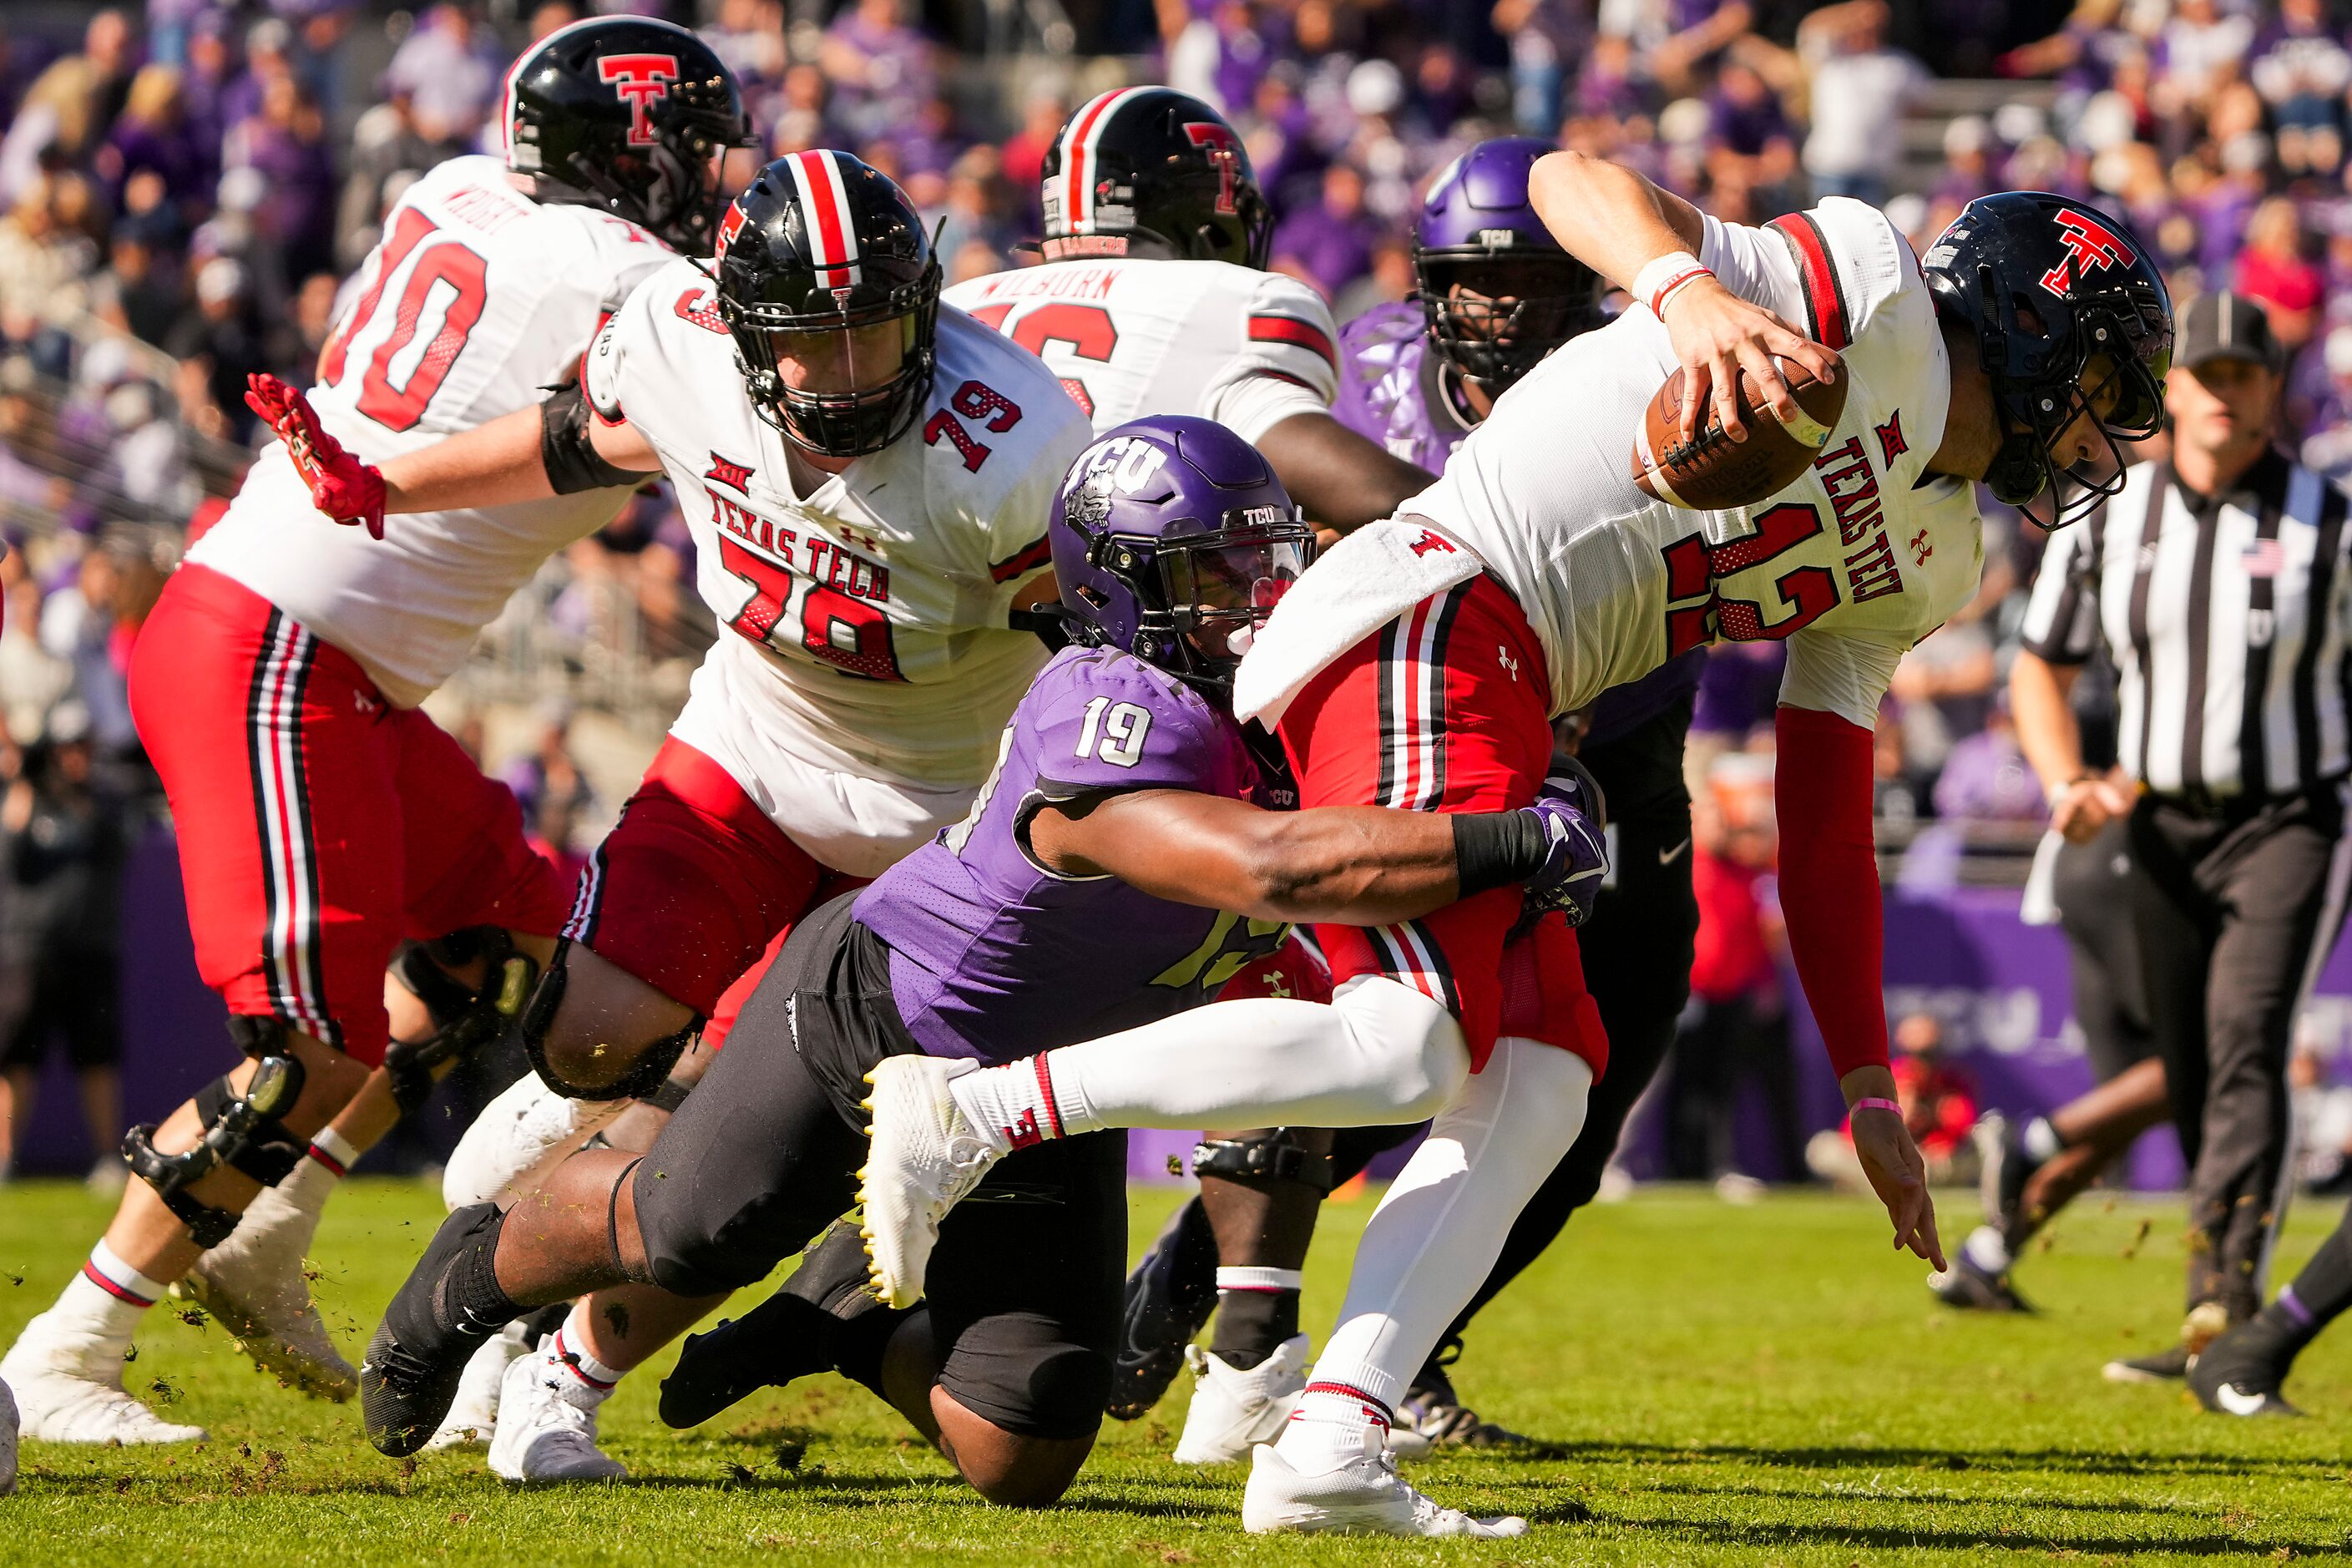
[1778, 623, 1908, 730]
[184, 155, 679, 707]
[1198, 271, 1341, 443]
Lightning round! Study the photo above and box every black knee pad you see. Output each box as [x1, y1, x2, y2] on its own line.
[1191, 1128, 1336, 1194]
[383, 929, 539, 1117]
[192, 1074, 308, 1186]
[630, 1157, 776, 1298]
[936, 1311, 1111, 1441]
[519, 938, 698, 1102]
[123, 1047, 308, 1248]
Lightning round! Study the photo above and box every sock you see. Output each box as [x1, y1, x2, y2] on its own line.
[1208, 1267, 1302, 1369]
[1275, 1037, 1591, 1474]
[2021, 1115, 2062, 1164]
[304, 1127, 362, 1180]
[2268, 1213, 2352, 1355]
[545, 1303, 623, 1405]
[1963, 1225, 2011, 1275]
[68, 1240, 166, 1341]
[948, 1055, 1074, 1156]
[952, 978, 1465, 1157]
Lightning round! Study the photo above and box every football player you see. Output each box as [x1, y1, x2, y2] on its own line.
[352, 416, 1601, 1505]
[943, 87, 1431, 524]
[270, 152, 1095, 1477]
[1112, 135, 1714, 1460]
[866, 171, 2176, 1534]
[0, 17, 751, 1448]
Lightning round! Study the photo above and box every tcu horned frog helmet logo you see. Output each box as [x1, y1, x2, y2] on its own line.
[597, 53, 679, 146]
[2039, 208, 2137, 297]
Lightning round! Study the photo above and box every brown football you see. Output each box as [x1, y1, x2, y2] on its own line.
[1630, 356, 1849, 509]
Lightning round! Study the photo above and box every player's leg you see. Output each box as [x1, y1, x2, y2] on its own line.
[2194, 1193, 2352, 1417]
[3, 574, 402, 1438]
[1398, 700, 1698, 1446]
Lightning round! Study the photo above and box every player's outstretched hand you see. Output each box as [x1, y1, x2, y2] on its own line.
[1658, 276, 1841, 446]
[245, 372, 387, 539]
[1849, 1102, 1946, 1271]
[1520, 757, 1609, 927]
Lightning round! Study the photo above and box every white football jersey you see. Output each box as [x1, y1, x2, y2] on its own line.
[585, 269, 1092, 791]
[190, 155, 677, 707]
[1238, 197, 1985, 732]
[942, 258, 1340, 439]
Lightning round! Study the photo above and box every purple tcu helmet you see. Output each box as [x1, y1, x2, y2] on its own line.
[1415, 136, 1603, 392]
[1050, 417, 1314, 690]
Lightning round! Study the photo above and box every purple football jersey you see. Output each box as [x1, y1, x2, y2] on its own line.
[856, 645, 1290, 1065]
[1333, 303, 1703, 745]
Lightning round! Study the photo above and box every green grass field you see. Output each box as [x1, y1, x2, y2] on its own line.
[0, 1177, 2345, 1565]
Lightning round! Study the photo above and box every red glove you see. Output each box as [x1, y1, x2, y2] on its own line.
[244, 373, 387, 539]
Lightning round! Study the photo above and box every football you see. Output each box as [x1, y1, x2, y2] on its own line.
[1630, 357, 1850, 508]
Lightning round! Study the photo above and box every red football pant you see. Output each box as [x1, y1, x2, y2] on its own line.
[567, 737, 863, 1020]
[131, 565, 570, 1064]
[1277, 574, 1606, 1075]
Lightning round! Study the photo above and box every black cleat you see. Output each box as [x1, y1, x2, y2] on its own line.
[2102, 1342, 2191, 1385]
[2189, 1320, 2302, 1418]
[1394, 1341, 1533, 1450]
[1109, 1196, 1220, 1421]
[1929, 1252, 2034, 1313]
[360, 1202, 517, 1457]
[660, 1222, 876, 1429]
[1974, 1111, 2039, 1232]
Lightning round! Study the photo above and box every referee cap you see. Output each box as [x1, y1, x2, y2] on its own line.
[2179, 291, 2282, 373]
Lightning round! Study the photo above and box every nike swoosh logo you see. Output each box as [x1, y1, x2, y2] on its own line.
[1658, 837, 1692, 866]
[2213, 1383, 2272, 1416]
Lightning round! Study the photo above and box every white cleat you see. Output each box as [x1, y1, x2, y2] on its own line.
[176, 1163, 355, 1401]
[443, 1071, 625, 1211]
[0, 1311, 205, 1445]
[1171, 1334, 1308, 1464]
[1242, 1440, 1528, 1538]
[421, 1321, 531, 1453]
[857, 1055, 996, 1309]
[487, 1345, 625, 1484]
[1, 1374, 18, 1495]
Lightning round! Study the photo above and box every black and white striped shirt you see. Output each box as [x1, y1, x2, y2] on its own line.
[2020, 451, 2352, 798]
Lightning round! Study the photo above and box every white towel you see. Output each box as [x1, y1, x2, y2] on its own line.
[1234, 516, 1485, 727]
[2018, 827, 2064, 926]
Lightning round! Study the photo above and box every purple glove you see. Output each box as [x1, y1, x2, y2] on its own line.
[1519, 757, 1609, 927]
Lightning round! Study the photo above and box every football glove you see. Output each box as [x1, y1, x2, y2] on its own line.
[245, 372, 387, 539]
[1518, 756, 1609, 927]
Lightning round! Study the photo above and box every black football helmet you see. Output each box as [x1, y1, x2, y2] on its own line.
[1923, 191, 2172, 530]
[713, 151, 942, 458]
[503, 16, 753, 256]
[1041, 88, 1272, 268]
[1413, 136, 1604, 393]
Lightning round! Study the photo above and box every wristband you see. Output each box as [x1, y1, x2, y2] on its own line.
[1850, 1097, 1903, 1117]
[1453, 809, 1547, 897]
[1632, 250, 1711, 319]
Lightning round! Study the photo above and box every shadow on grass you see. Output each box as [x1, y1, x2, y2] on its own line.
[1446, 1436, 2345, 1479]
[1654, 1516, 2341, 1558]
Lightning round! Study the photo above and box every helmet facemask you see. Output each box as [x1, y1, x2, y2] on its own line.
[1065, 498, 1313, 692]
[726, 266, 941, 458]
[1977, 271, 2169, 529]
[1416, 250, 1603, 392]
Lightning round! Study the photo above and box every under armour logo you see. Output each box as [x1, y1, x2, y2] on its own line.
[1498, 645, 1520, 680]
[1909, 529, 1932, 566]
[838, 523, 884, 554]
[353, 691, 381, 716]
[1262, 974, 1292, 999]
[1409, 529, 1455, 557]
[2040, 209, 2137, 296]
[1004, 1109, 1044, 1150]
[597, 54, 680, 148]
[705, 453, 754, 492]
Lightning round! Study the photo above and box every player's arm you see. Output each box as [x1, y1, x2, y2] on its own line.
[1256, 411, 1434, 537]
[2010, 522, 2130, 841]
[243, 373, 658, 535]
[1526, 149, 1837, 443]
[1026, 785, 1601, 927]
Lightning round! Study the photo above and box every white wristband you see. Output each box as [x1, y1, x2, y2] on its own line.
[1632, 250, 1712, 319]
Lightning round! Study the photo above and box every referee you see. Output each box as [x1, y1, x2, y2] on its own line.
[2012, 291, 2352, 1383]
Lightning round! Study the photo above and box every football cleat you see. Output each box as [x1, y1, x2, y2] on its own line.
[661, 1222, 875, 1429]
[1171, 1334, 1308, 1464]
[420, 1320, 533, 1452]
[359, 1203, 516, 1456]
[1395, 1354, 1532, 1449]
[1974, 1111, 2036, 1231]
[1242, 1439, 1528, 1537]
[2102, 1343, 2191, 1385]
[488, 1344, 626, 1483]
[1928, 1252, 2034, 1313]
[2189, 1318, 2301, 1419]
[0, 1309, 204, 1444]
[176, 1161, 356, 1401]
[1110, 1197, 1221, 1421]
[857, 1055, 997, 1309]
